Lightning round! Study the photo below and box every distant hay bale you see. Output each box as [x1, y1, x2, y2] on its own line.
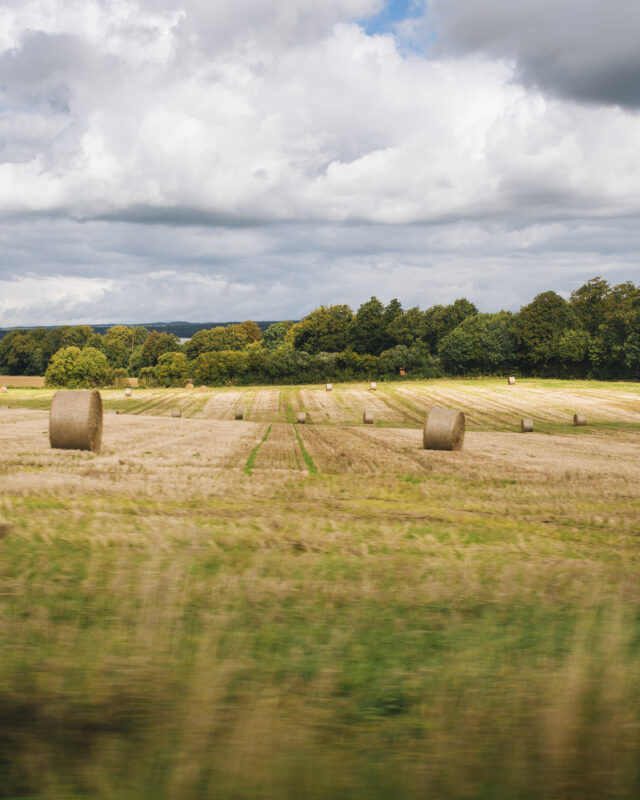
[171, 407, 182, 418]
[325, 383, 333, 391]
[423, 406, 465, 451]
[363, 411, 374, 424]
[234, 408, 244, 420]
[185, 382, 194, 390]
[370, 381, 377, 391]
[49, 389, 103, 453]
[508, 376, 516, 385]
[521, 417, 534, 433]
[297, 411, 307, 424]
[573, 413, 587, 426]
[198, 385, 208, 393]
[0, 386, 7, 393]
[124, 387, 132, 397]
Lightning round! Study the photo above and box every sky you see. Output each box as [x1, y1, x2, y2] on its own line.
[1, 0, 639, 326]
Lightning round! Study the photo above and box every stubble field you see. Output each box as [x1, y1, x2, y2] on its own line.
[1, 379, 640, 799]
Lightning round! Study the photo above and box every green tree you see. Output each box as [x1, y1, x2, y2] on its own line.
[350, 297, 388, 355]
[423, 299, 477, 352]
[155, 352, 189, 386]
[45, 346, 112, 387]
[290, 305, 353, 354]
[141, 331, 181, 367]
[262, 321, 293, 351]
[438, 312, 515, 375]
[512, 291, 575, 375]
[386, 307, 426, 347]
[0, 331, 43, 375]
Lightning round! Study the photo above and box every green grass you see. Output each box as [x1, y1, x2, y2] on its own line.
[243, 423, 272, 474]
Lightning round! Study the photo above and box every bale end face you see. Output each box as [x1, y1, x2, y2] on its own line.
[185, 382, 194, 390]
[234, 409, 244, 420]
[363, 411, 374, 424]
[297, 411, 307, 424]
[49, 389, 103, 452]
[423, 407, 465, 451]
[573, 413, 587, 426]
[171, 407, 182, 418]
[369, 381, 377, 390]
[325, 383, 333, 391]
[521, 417, 534, 433]
[508, 376, 516, 385]
[124, 387, 132, 396]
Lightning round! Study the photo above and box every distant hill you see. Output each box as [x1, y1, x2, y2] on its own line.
[0, 320, 285, 341]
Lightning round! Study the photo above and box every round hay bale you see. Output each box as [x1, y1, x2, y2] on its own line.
[171, 407, 182, 418]
[521, 417, 534, 433]
[234, 408, 244, 420]
[124, 387, 132, 397]
[198, 385, 208, 393]
[325, 383, 333, 391]
[363, 411, 374, 424]
[423, 407, 465, 451]
[0, 386, 7, 393]
[49, 390, 103, 452]
[297, 411, 307, 424]
[573, 413, 587, 426]
[508, 376, 516, 385]
[370, 381, 377, 391]
[185, 382, 194, 390]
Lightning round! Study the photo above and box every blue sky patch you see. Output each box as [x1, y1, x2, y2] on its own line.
[363, 0, 426, 36]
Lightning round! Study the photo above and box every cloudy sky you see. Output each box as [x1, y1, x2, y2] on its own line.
[1, 0, 639, 325]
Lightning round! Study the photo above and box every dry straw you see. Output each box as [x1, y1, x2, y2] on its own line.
[573, 413, 587, 426]
[171, 407, 182, 418]
[185, 382, 194, 390]
[49, 389, 103, 452]
[198, 385, 208, 393]
[297, 411, 307, 424]
[370, 381, 377, 390]
[508, 376, 516, 385]
[1, 404, 8, 410]
[124, 387, 132, 397]
[0, 387, 7, 393]
[521, 418, 534, 433]
[235, 408, 244, 420]
[363, 411, 374, 424]
[325, 383, 333, 391]
[423, 406, 465, 451]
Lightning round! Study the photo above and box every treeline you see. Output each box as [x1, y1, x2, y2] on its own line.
[1, 277, 638, 387]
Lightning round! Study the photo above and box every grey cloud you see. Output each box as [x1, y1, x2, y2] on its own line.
[427, 0, 640, 108]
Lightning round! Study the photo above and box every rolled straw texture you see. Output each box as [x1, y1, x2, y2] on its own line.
[363, 411, 374, 424]
[573, 413, 587, 426]
[198, 385, 208, 393]
[508, 377, 516, 385]
[234, 409, 244, 420]
[0, 387, 7, 393]
[521, 418, 534, 433]
[171, 407, 182, 417]
[423, 406, 465, 451]
[49, 389, 103, 452]
[325, 383, 333, 391]
[297, 412, 307, 424]
[124, 387, 132, 396]
[185, 382, 194, 390]
[370, 381, 377, 390]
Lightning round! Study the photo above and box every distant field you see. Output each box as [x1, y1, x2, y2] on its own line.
[0, 374, 45, 387]
[1, 378, 639, 798]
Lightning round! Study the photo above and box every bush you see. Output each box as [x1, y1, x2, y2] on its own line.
[112, 368, 129, 388]
[45, 347, 113, 388]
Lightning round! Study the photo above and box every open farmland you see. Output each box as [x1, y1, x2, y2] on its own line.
[1, 379, 640, 799]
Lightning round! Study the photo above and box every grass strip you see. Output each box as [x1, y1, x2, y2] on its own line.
[292, 423, 318, 475]
[244, 424, 272, 474]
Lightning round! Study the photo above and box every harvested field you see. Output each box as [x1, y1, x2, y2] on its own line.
[1, 378, 640, 799]
[0, 374, 45, 387]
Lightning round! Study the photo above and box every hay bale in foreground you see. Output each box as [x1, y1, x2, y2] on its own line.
[171, 408, 182, 418]
[124, 387, 132, 397]
[521, 418, 534, 433]
[370, 381, 377, 390]
[235, 408, 244, 420]
[508, 376, 516, 385]
[573, 413, 587, 426]
[423, 407, 465, 451]
[325, 383, 333, 391]
[49, 389, 103, 452]
[185, 382, 194, 390]
[363, 411, 374, 424]
[297, 411, 307, 424]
